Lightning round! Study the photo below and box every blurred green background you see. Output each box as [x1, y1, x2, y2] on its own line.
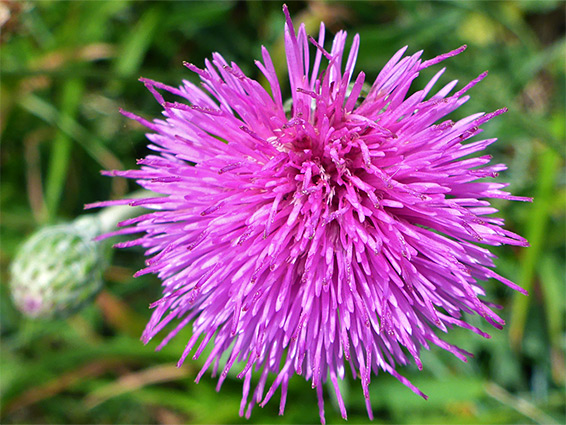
[1, 1, 565, 424]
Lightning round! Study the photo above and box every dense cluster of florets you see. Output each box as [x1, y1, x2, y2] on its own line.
[89, 6, 529, 423]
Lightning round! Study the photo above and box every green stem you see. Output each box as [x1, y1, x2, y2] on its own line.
[97, 190, 150, 234]
[44, 78, 84, 222]
[509, 145, 561, 348]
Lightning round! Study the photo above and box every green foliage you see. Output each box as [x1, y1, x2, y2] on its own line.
[1, 1, 564, 424]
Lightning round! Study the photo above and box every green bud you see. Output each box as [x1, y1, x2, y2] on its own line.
[10, 215, 107, 319]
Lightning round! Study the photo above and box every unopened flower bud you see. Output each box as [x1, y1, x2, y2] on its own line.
[10, 215, 107, 319]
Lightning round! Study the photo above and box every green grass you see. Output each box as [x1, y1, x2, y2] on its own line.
[1, 1, 564, 424]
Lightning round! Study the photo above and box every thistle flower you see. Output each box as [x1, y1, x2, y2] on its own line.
[88, 6, 530, 423]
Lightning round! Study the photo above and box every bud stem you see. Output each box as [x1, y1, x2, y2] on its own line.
[97, 190, 149, 234]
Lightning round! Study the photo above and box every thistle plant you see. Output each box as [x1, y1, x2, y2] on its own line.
[10, 203, 141, 319]
[88, 5, 530, 423]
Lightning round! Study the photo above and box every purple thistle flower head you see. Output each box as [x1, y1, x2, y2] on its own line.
[88, 5, 531, 423]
